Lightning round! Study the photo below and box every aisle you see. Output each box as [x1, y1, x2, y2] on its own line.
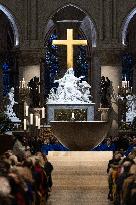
[47, 151, 112, 205]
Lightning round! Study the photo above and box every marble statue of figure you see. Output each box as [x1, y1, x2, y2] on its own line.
[47, 68, 92, 104]
[5, 87, 21, 122]
[126, 94, 136, 122]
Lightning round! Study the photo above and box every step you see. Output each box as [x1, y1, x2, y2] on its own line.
[48, 151, 112, 162]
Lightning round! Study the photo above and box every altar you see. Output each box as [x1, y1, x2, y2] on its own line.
[47, 103, 95, 124]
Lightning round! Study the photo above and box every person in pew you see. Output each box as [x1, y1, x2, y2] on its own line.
[43, 154, 53, 192]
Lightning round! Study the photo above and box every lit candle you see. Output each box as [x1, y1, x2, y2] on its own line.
[127, 81, 129, 88]
[72, 112, 75, 119]
[131, 87, 133, 92]
[25, 105, 29, 116]
[22, 78, 25, 88]
[30, 113, 33, 125]
[122, 81, 124, 88]
[24, 119, 27, 130]
[42, 107, 45, 118]
[35, 116, 38, 126]
[38, 118, 40, 129]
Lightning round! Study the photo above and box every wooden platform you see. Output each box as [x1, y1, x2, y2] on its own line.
[47, 151, 112, 205]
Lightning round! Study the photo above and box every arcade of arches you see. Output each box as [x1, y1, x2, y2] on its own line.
[1, 1, 136, 204]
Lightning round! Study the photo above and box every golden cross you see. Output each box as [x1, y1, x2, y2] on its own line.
[52, 29, 87, 69]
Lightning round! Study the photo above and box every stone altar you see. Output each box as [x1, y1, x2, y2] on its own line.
[47, 103, 95, 124]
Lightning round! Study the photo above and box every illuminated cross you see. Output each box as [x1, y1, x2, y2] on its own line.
[52, 29, 87, 69]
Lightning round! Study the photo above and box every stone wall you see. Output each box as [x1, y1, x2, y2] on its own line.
[0, 0, 136, 51]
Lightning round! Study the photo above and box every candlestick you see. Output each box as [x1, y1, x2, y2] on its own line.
[25, 105, 29, 116]
[42, 107, 45, 118]
[22, 78, 25, 88]
[30, 113, 33, 125]
[24, 119, 27, 130]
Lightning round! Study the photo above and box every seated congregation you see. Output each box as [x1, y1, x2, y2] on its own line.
[0, 148, 53, 205]
[107, 149, 136, 205]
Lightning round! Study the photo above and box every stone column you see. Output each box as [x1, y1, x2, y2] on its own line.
[91, 50, 101, 120]
[100, 49, 122, 136]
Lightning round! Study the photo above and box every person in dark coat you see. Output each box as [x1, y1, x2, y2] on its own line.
[43, 154, 53, 192]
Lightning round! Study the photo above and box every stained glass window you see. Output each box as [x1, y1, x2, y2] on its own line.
[44, 32, 59, 98]
[2, 62, 10, 96]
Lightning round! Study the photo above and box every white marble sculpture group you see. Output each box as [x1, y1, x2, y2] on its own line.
[47, 68, 92, 104]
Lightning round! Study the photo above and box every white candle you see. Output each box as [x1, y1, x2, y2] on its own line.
[24, 119, 27, 130]
[42, 107, 45, 118]
[25, 105, 29, 116]
[30, 113, 33, 125]
[72, 112, 75, 119]
[127, 81, 129, 88]
[122, 81, 124, 88]
[38, 118, 40, 129]
[35, 116, 38, 126]
[39, 84, 40, 93]
[118, 86, 119, 92]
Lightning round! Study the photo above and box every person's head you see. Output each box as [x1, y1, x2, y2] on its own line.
[133, 138, 136, 145]
[35, 152, 42, 157]
[9, 155, 18, 166]
[129, 164, 136, 175]
[114, 153, 122, 161]
[128, 153, 135, 160]
[42, 153, 48, 162]
[4, 150, 13, 159]
[123, 161, 131, 173]
[0, 160, 10, 176]
[0, 176, 11, 205]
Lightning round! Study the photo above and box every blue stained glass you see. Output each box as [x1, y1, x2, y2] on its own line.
[2, 62, 10, 96]
[75, 34, 88, 81]
[122, 52, 134, 83]
[44, 32, 59, 98]
[3, 63, 9, 71]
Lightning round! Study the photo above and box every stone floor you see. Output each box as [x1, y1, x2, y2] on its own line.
[47, 151, 112, 205]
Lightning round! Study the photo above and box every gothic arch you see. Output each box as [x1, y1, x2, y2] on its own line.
[44, 3, 97, 48]
[0, 4, 19, 47]
[121, 7, 136, 46]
